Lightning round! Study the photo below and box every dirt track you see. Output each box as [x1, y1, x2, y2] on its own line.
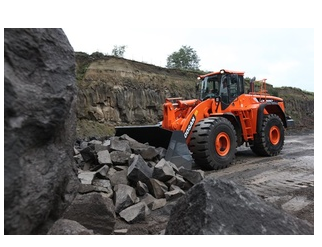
[115, 131, 314, 234]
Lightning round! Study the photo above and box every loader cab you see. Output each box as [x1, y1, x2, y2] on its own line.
[198, 70, 245, 109]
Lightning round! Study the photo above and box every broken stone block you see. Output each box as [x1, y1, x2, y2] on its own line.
[119, 134, 148, 149]
[88, 139, 102, 145]
[164, 173, 190, 190]
[156, 147, 167, 160]
[147, 178, 168, 199]
[95, 165, 110, 178]
[110, 150, 132, 165]
[78, 179, 113, 197]
[152, 158, 175, 182]
[174, 174, 187, 189]
[78, 171, 96, 185]
[168, 161, 179, 173]
[82, 162, 91, 171]
[177, 167, 204, 185]
[166, 173, 188, 190]
[136, 181, 149, 196]
[119, 202, 150, 223]
[164, 176, 176, 188]
[110, 136, 132, 153]
[151, 198, 167, 210]
[165, 185, 185, 201]
[108, 168, 129, 187]
[133, 146, 159, 160]
[139, 193, 156, 209]
[97, 150, 112, 165]
[102, 139, 110, 147]
[78, 184, 96, 194]
[74, 147, 80, 155]
[73, 153, 83, 165]
[127, 155, 153, 184]
[92, 178, 113, 197]
[147, 161, 157, 168]
[94, 143, 109, 152]
[80, 146, 96, 163]
[79, 141, 88, 150]
[114, 184, 138, 213]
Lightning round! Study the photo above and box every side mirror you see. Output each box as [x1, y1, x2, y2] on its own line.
[249, 76, 256, 93]
[250, 76, 256, 83]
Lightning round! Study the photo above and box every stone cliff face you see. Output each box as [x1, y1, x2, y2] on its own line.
[76, 53, 314, 137]
[278, 87, 314, 131]
[76, 54, 199, 137]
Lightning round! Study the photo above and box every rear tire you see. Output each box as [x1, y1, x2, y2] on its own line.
[189, 117, 237, 170]
[251, 114, 284, 156]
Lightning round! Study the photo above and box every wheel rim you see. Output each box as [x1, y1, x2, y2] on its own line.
[269, 126, 280, 145]
[215, 132, 230, 156]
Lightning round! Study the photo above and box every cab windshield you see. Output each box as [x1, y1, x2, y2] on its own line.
[198, 73, 244, 108]
[199, 75, 221, 100]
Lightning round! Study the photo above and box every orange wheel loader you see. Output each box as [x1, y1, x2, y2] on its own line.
[115, 69, 294, 170]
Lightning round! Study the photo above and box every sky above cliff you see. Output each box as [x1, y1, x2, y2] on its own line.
[2, 1, 318, 93]
[64, 27, 314, 92]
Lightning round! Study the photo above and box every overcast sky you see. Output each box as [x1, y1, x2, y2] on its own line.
[64, 28, 314, 92]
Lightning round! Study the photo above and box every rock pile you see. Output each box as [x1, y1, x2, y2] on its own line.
[54, 134, 204, 234]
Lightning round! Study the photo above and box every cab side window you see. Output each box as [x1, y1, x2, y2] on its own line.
[230, 75, 238, 98]
[238, 75, 244, 94]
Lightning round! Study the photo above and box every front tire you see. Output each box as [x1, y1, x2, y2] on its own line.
[251, 114, 285, 156]
[189, 117, 237, 170]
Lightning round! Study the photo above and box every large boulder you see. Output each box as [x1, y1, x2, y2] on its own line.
[4, 28, 79, 234]
[165, 178, 313, 235]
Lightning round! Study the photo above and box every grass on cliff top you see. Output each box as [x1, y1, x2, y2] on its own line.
[76, 119, 115, 139]
[276, 86, 314, 100]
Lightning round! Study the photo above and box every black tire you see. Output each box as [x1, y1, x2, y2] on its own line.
[251, 114, 285, 156]
[189, 117, 237, 170]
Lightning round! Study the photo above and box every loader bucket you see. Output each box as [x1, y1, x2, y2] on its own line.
[115, 125, 193, 169]
[115, 125, 173, 149]
[165, 130, 193, 170]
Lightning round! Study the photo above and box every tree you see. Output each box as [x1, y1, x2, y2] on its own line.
[112, 45, 126, 57]
[166, 45, 200, 70]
